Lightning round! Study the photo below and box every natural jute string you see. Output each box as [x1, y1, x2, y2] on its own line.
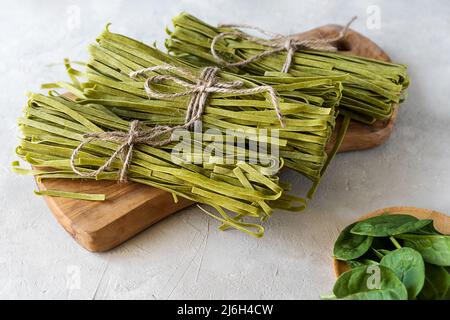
[70, 65, 284, 182]
[211, 17, 357, 73]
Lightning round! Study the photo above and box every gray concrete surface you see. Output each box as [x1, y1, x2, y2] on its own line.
[1, 0, 449, 299]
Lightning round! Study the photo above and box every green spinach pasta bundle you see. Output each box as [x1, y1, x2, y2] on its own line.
[166, 13, 409, 124]
[14, 25, 347, 236]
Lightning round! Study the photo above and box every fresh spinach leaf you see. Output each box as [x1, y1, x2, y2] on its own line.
[347, 260, 364, 269]
[380, 247, 425, 299]
[395, 219, 433, 235]
[348, 259, 378, 269]
[350, 214, 432, 237]
[333, 265, 408, 300]
[396, 234, 450, 266]
[417, 263, 450, 300]
[334, 222, 373, 261]
[413, 222, 445, 235]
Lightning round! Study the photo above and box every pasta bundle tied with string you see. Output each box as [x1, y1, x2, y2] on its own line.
[77, 26, 344, 187]
[14, 24, 346, 236]
[166, 12, 409, 124]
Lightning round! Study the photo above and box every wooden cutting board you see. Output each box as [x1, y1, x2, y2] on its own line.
[36, 25, 399, 252]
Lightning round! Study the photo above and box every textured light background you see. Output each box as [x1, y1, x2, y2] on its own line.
[1, 0, 449, 299]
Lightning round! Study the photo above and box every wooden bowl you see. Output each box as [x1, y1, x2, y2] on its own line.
[333, 207, 450, 277]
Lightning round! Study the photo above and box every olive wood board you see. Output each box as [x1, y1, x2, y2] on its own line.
[333, 207, 450, 277]
[36, 24, 399, 252]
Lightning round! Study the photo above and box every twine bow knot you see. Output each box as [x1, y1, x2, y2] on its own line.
[70, 120, 173, 183]
[211, 17, 357, 73]
[70, 65, 284, 182]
